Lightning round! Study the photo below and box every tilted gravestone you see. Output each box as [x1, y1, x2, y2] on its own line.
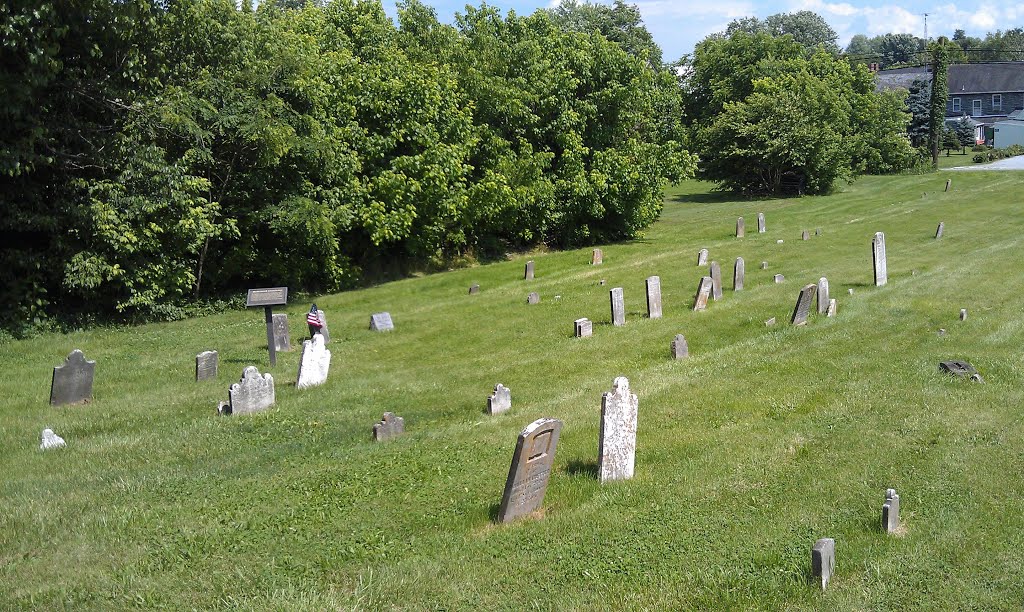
[40, 428, 66, 451]
[313, 310, 330, 343]
[272, 313, 291, 352]
[774, 274, 785, 283]
[488, 383, 512, 415]
[697, 248, 708, 266]
[646, 276, 662, 319]
[296, 333, 331, 390]
[883, 488, 900, 534]
[693, 276, 713, 311]
[935, 222, 944, 239]
[195, 350, 218, 381]
[370, 312, 394, 331]
[574, 318, 593, 338]
[757, 212, 766, 233]
[527, 292, 540, 305]
[599, 377, 639, 483]
[50, 350, 96, 406]
[790, 283, 818, 326]
[812, 538, 835, 590]
[591, 248, 603, 265]
[524, 260, 535, 280]
[671, 334, 688, 359]
[498, 417, 563, 523]
[709, 261, 723, 300]
[802, 230, 810, 241]
[469, 284, 480, 295]
[373, 412, 405, 442]
[872, 232, 887, 286]
[228, 366, 275, 415]
[733, 257, 745, 291]
[817, 277, 830, 315]
[610, 287, 625, 326]
[827, 299, 837, 317]
[736, 217, 745, 238]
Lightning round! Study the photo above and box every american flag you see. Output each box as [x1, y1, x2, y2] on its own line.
[306, 304, 322, 328]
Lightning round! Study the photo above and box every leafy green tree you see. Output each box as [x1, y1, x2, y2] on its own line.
[726, 11, 839, 53]
[879, 33, 923, 66]
[929, 37, 955, 167]
[547, 0, 662, 65]
[942, 126, 960, 155]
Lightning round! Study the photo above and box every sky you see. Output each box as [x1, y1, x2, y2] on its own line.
[384, 0, 1023, 62]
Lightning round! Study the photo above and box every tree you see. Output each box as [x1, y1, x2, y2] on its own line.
[942, 126, 960, 155]
[879, 33, 923, 67]
[929, 37, 955, 167]
[906, 79, 931, 147]
[845, 34, 875, 57]
[725, 11, 839, 53]
[547, 0, 662, 66]
[955, 116, 977, 151]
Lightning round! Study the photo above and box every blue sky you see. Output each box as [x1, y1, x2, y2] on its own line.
[385, 0, 1021, 62]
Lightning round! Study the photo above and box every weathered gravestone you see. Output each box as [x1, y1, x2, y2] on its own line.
[469, 284, 480, 295]
[736, 217, 745, 238]
[802, 230, 810, 241]
[761, 261, 768, 270]
[524, 260, 535, 280]
[693, 277, 713, 311]
[195, 350, 218, 381]
[574, 318, 593, 338]
[488, 383, 512, 415]
[314, 310, 330, 343]
[960, 308, 967, 321]
[527, 292, 540, 305]
[272, 313, 291, 352]
[610, 287, 625, 326]
[497, 417, 563, 523]
[228, 366, 275, 415]
[370, 312, 394, 331]
[646, 276, 662, 319]
[812, 538, 836, 590]
[50, 350, 96, 406]
[945, 178, 952, 192]
[817, 277, 830, 315]
[373, 412, 405, 442]
[296, 333, 331, 390]
[733, 257, 745, 291]
[872, 232, 887, 286]
[815, 228, 822, 236]
[791, 283, 818, 326]
[939, 360, 983, 382]
[774, 274, 785, 283]
[697, 248, 708, 266]
[600, 377, 639, 483]
[757, 212, 766, 233]
[883, 488, 900, 534]
[765, 317, 776, 326]
[591, 249, 603, 265]
[709, 261, 723, 300]
[827, 299, 837, 317]
[935, 222, 944, 239]
[40, 428, 66, 451]
[671, 334, 688, 359]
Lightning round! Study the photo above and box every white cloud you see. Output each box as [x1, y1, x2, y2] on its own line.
[633, 0, 755, 20]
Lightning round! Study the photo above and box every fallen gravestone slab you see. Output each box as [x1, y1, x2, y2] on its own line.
[939, 360, 983, 382]
[488, 384, 512, 415]
[599, 377, 639, 483]
[373, 412, 405, 441]
[883, 488, 900, 534]
[498, 417, 563, 523]
[812, 538, 835, 590]
[228, 366, 276, 415]
[296, 333, 331, 390]
[195, 350, 218, 381]
[50, 350, 96, 406]
[370, 312, 394, 331]
[40, 428, 66, 451]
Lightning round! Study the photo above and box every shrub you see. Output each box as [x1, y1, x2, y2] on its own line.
[972, 144, 988, 152]
[974, 154, 986, 163]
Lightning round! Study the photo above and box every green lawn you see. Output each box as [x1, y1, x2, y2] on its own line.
[4, 170, 1024, 609]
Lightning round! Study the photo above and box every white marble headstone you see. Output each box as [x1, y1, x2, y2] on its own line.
[296, 333, 331, 390]
[40, 428, 66, 450]
[599, 376, 639, 483]
[488, 383, 512, 415]
[229, 366, 276, 415]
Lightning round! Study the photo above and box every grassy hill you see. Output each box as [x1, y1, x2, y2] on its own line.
[4, 171, 1024, 609]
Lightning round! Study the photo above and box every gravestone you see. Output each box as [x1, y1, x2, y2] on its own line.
[765, 317, 776, 326]
[217, 401, 231, 416]
[527, 292, 540, 305]
[671, 334, 688, 359]
[935, 222, 944, 239]
[812, 538, 835, 590]
[272, 313, 291, 352]
[817, 277, 830, 315]
[827, 299, 837, 317]
[370, 312, 394, 331]
[939, 360, 983, 382]
[574, 318, 593, 338]
[373, 412, 405, 442]
[777, 239, 784, 244]
[488, 383, 512, 415]
[195, 350, 218, 381]
[599, 376, 639, 483]
[736, 217, 745, 238]
[50, 350, 96, 406]
[296, 333, 331, 390]
[872, 232, 887, 286]
[709, 261, 723, 300]
[761, 261, 768, 270]
[646, 276, 662, 319]
[228, 366, 275, 415]
[960, 308, 967, 321]
[40, 428, 66, 451]
[848, 288, 854, 296]
[790, 283, 818, 326]
[524, 260, 535, 280]
[497, 417, 563, 523]
[693, 276, 713, 311]
[945, 178, 952, 192]
[592, 249, 603, 265]
[697, 248, 708, 266]
[757, 212, 766, 233]
[733, 257, 745, 291]
[610, 287, 625, 326]
[802, 230, 810, 241]
[313, 309, 330, 343]
[815, 228, 822, 236]
[883, 488, 900, 534]
[774, 274, 785, 283]
[469, 284, 480, 295]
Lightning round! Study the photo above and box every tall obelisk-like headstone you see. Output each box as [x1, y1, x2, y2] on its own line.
[873, 232, 887, 286]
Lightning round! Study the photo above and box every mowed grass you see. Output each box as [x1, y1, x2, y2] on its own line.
[4, 170, 1024, 610]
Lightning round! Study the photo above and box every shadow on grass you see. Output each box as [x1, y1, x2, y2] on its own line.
[488, 503, 501, 522]
[565, 459, 598, 479]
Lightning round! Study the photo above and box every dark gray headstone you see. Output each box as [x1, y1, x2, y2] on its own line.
[488, 383, 512, 415]
[693, 276, 713, 311]
[646, 276, 662, 319]
[736, 216, 745, 238]
[591, 249, 603, 265]
[195, 350, 218, 381]
[574, 318, 593, 338]
[370, 312, 394, 331]
[802, 230, 810, 241]
[697, 248, 708, 266]
[733, 257, 745, 291]
[811, 538, 835, 590]
[935, 222, 944, 239]
[671, 334, 688, 359]
[757, 212, 766, 233]
[939, 360, 982, 381]
[524, 260, 535, 280]
[228, 366, 275, 415]
[373, 412, 405, 441]
[272, 313, 291, 352]
[498, 417, 563, 523]
[610, 287, 625, 326]
[709, 261, 722, 300]
[817, 277, 830, 315]
[50, 350, 95, 406]
[599, 377, 638, 483]
[469, 284, 480, 295]
[873, 232, 887, 286]
[883, 488, 900, 534]
[527, 292, 540, 305]
[790, 283, 818, 325]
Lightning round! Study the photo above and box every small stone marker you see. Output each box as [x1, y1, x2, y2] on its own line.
[848, 288, 854, 296]
[817, 277, 830, 315]
[527, 292, 540, 305]
[272, 313, 291, 352]
[736, 216, 745, 238]
[774, 274, 785, 283]
[811, 538, 835, 590]
[469, 284, 480, 294]
[790, 283, 818, 325]
[195, 350, 218, 381]
[314, 309, 330, 343]
[40, 428, 66, 451]
[935, 222, 944, 239]
[671, 334, 688, 359]
[50, 349, 96, 406]
[733, 257, 744, 291]
[373, 412, 405, 441]
[802, 230, 810, 241]
[645, 276, 662, 319]
[228, 366, 275, 415]
[765, 317, 776, 326]
[960, 308, 967, 321]
[574, 318, 593, 338]
[815, 228, 822, 236]
[599, 279, 606, 286]
[591, 249, 603, 265]
[939, 360, 983, 382]
[296, 333, 331, 390]
[217, 401, 231, 416]
[776, 239, 784, 244]
[709, 261, 723, 300]
[945, 178, 952, 192]
[697, 248, 708, 266]
[883, 488, 900, 534]
[488, 383, 512, 415]
[761, 261, 768, 270]
[610, 287, 625, 326]
[498, 417, 563, 523]
[872, 231, 887, 286]
[938, 328, 947, 337]
[524, 260, 535, 280]
[370, 312, 394, 331]
[827, 299, 837, 317]
[693, 276, 713, 311]
[599, 376, 639, 483]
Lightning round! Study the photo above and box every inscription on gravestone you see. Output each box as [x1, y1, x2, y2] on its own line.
[488, 383, 512, 415]
[591, 249, 603, 265]
[498, 417, 563, 523]
[646, 276, 662, 319]
[524, 260, 535, 280]
[610, 287, 625, 326]
[671, 334, 688, 359]
[935, 222, 944, 239]
[370, 312, 394, 331]
[697, 248, 708, 266]
[527, 292, 540, 305]
[228, 366, 275, 415]
[709, 261, 723, 300]
[50, 349, 96, 406]
[599, 377, 639, 483]
[872, 232, 887, 286]
[817, 277, 830, 315]
[272, 313, 291, 352]
[195, 350, 218, 381]
[790, 283, 818, 326]
[733, 257, 745, 291]
[693, 277, 713, 311]
[373, 412, 405, 441]
[757, 212, 766, 233]
[574, 318, 593, 338]
[883, 488, 900, 534]
[296, 333, 331, 390]
[812, 538, 835, 590]
[736, 217, 745, 238]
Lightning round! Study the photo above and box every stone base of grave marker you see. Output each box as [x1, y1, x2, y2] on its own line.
[488, 384, 512, 415]
[599, 377, 639, 483]
[812, 538, 835, 590]
[498, 417, 563, 523]
[40, 428, 66, 450]
[373, 412, 405, 441]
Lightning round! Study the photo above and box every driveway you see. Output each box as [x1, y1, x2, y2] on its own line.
[949, 155, 1024, 170]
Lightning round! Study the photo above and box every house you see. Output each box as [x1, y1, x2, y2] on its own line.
[993, 109, 1024, 148]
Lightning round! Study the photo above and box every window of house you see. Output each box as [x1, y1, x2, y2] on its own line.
[973, 99, 982, 116]
[993, 94, 1002, 110]
[952, 98, 961, 113]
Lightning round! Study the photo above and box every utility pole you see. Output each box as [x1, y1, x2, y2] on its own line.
[923, 13, 929, 42]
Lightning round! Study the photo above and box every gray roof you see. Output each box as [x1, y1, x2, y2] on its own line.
[875, 66, 930, 92]
[875, 63, 1024, 94]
